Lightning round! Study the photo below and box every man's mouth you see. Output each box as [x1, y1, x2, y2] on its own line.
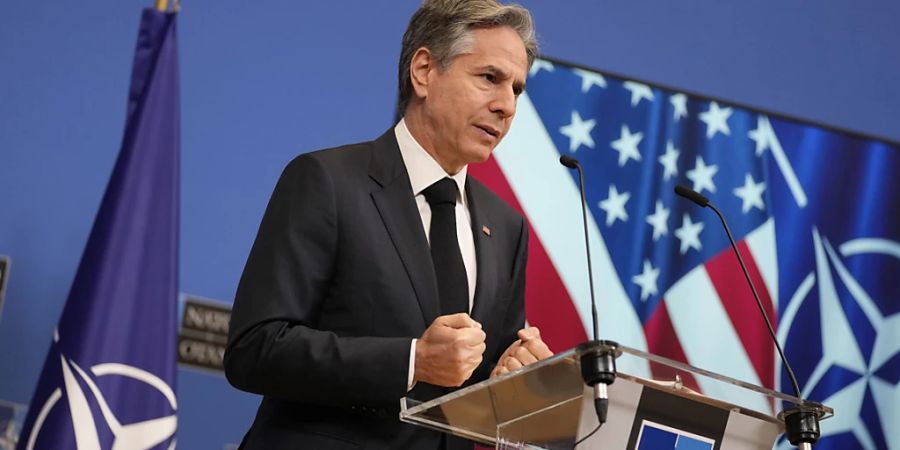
[476, 125, 500, 139]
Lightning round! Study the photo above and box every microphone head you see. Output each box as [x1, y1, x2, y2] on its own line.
[559, 155, 580, 169]
[674, 184, 710, 207]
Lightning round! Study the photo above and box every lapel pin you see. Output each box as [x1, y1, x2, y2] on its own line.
[482, 225, 491, 237]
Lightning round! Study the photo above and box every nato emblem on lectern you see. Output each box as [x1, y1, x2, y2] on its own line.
[636, 420, 715, 450]
[24, 332, 177, 450]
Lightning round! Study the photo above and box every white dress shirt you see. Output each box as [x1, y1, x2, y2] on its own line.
[394, 119, 478, 390]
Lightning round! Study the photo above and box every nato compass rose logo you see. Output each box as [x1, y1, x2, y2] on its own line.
[775, 229, 900, 450]
[24, 332, 177, 450]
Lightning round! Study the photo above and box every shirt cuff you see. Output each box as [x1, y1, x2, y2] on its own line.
[407, 338, 417, 391]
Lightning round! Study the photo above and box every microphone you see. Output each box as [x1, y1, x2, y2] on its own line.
[559, 154, 579, 169]
[674, 184, 708, 207]
[559, 156, 618, 433]
[559, 155, 599, 341]
[674, 184, 822, 449]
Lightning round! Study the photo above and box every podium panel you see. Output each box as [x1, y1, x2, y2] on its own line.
[400, 343, 831, 449]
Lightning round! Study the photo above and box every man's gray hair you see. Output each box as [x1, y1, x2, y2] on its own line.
[397, 0, 538, 113]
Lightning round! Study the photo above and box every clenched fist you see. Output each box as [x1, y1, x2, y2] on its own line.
[414, 313, 486, 387]
[491, 327, 553, 378]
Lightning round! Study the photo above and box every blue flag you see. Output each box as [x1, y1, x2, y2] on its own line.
[18, 9, 179, 450]
[477, 58, 900, 449]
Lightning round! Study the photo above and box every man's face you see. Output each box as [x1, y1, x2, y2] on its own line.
[416, 26, 528, 172]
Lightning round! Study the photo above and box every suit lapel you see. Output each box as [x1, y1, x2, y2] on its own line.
[369, 130, 440, 327]
[467, 180, 498, 324]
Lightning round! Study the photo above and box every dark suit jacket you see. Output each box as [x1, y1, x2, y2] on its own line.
[224, 129, 528, 449]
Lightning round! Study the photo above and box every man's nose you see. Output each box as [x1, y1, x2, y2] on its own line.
[490, 87, 517, 119]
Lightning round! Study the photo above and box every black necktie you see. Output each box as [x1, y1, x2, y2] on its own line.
[422, 178, 469, 316]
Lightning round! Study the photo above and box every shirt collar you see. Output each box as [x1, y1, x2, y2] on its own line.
[394, 118, 468, 201]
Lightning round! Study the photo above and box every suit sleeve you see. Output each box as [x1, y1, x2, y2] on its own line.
[224, 154, 410, 409]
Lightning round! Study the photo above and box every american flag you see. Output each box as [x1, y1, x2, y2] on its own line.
[470, 58, 900, 450]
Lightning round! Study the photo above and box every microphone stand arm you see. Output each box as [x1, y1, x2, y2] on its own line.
[706, 202, 822, 449]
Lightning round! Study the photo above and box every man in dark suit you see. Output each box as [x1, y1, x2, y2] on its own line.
[224, 1, 552, 448]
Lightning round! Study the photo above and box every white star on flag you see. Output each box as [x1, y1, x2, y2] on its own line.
[632, 259, 661, 301]
[686, 156, 719, 194]
[699, 101, 733, 139]
[573, 68, 607, 93]
[559, 111, 596, 152]
[658, 141, 680, 181]
[670, 93, 688, 121]
[529, 59, 555, 77]
[599, 184, 630, 227]
[733, 173, 766, 213]
[646, 200, 670, 241]
[748, 115, 772, 156]
[674, 213, 704, 254]
[610, 125, 643, 167]
[623, 81, 655, 107]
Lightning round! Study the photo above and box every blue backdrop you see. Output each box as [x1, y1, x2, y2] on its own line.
[1, 1, 899, 448]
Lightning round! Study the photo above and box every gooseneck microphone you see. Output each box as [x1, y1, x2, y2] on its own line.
[673, 184, 800, 398]
[673, 184, 710, 208]
[559, 155, 618, 440]
[674, 184, 823, 450]
[560, 155, 600, 341]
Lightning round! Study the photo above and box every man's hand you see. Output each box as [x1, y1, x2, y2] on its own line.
[490, 327, 553, 378]
[414, 313, 487, 387]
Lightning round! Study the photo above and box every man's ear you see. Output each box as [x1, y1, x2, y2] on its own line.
[409, 47, 435, 100]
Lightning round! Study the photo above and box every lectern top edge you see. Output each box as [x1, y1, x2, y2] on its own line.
[401, 341, 834, 422]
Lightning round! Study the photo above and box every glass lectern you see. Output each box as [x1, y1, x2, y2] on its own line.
[401, 342, 831, 449]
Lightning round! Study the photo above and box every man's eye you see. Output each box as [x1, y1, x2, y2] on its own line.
[482, 73, 496, 83]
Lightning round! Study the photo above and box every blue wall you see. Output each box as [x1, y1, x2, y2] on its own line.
[1, 1, 898, 448]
